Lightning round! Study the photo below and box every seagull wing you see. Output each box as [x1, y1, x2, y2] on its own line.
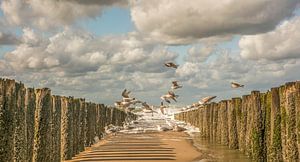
[122, 89, 129, 98]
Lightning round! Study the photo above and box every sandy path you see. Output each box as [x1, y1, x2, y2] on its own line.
[65, 131, 202, 162]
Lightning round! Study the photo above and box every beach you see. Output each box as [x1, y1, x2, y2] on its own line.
[66, 131, 202, 162]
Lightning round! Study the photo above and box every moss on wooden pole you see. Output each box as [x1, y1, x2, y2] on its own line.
[0, 78, 138, 161]
[33, 88, 52, 162]
[13, 82, 26, 162]
[220, 100, 229, 146]
[51, 95, 61, 162]
[212, 103, 218, 142]
[296, 81, 300, 160]
[61, 96, 73, 160]
[284, 82, 298, 161]
[78, 98, 86, 152]
[25, 87, 36, 162]
[261, 92, 271, 161]
[279, 85, 288, 161]
[250, 91, 266, 161]
[73, 98, 80, 156]
[0, 79, 16, 162]
[269, 87, 283, 161]
[228, 98, 239, 149]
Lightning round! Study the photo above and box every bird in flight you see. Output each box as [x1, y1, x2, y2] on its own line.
[122, 89, 131, 98]
[231, 82, 244, 88]
[161, 91, 178, 103]
[199, 96, 217, 105]
[171, 81, 183, 90]
[164, 62, 179, 69]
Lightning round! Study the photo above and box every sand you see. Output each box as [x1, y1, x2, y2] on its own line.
[65, 131, 202, 162]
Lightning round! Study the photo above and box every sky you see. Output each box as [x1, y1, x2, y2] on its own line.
[0, 0, 300, 106]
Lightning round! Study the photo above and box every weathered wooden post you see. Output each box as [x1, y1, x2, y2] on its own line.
[0, 79, 15, 162]
[280, 85, 288, 161]
[269, 87, 283, 161]
[51, 95, 61, 162]
[86, 103, 96, 146]
[220, 100, 229, 146]
[14, 82, 26, 162]
[212, 103, 218, 142]
[250, 91, 265, 161]
[25, 87, 36, 162]
[61, 96, 73, 160]
[261, 91, 271, 161]
[208, 104, 214, 140]
[73, 98, 80, 155]
[244, 95, 253, 156]
[216, 103, 222, 144]
[284, 82, 299, 161]
[228, 99, 238, 149]
[33, 88, 52, 162]
[78, 98, 86, 152]
[99, 104, 106, 134]
[296, 81, 300, 159]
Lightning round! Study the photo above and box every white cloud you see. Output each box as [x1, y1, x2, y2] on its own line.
[130, 0, 299, 44]
[240, 16, 300, 60]
[184, 45, 215, 63]
[175, 51, 300, 104]
[1, 0, 127, 30]
[1, 28, 179, 104]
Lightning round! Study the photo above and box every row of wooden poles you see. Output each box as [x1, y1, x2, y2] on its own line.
[175, 81, 300, 161]
[0, 78, 137, 162]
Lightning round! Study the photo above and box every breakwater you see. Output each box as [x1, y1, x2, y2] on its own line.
[175, 81, 300, 161]
[0, 78, 136, 162]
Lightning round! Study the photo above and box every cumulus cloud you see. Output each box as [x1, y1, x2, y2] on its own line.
[1, 28, 179, 104]
[184, 45, 215, 63]
[240, 16, 300, 60]
[0, 0, 127, 30]
[131, 0, 299, 44]
[175, 51, 300, 104]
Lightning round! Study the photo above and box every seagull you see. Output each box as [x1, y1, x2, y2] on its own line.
[161, 91, 178, 103]
[231, 82, 244, 88]
[160, 102, 167, 115]
[171, 81, 183, 90]
[122, 89, 131, 98]
[164, 62, 179, 69]
[199, 96, 217, 105]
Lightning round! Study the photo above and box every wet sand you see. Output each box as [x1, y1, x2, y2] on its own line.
[66, 131, 202, 162]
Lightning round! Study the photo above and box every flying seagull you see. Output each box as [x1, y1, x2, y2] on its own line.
[164, 62, 179, 69]
[231, 82, 244, 88]
[161, 91, 178, 103]
[171, 81, 183, 90]
[122, 89, 131, 98]
[199, 96, 217, 105]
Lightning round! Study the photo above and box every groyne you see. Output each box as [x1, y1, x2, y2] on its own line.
[0, 78, 136, 162]
[175, 81, 300, 161]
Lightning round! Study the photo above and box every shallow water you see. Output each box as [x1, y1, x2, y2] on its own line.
[190, 132, 252, 162]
